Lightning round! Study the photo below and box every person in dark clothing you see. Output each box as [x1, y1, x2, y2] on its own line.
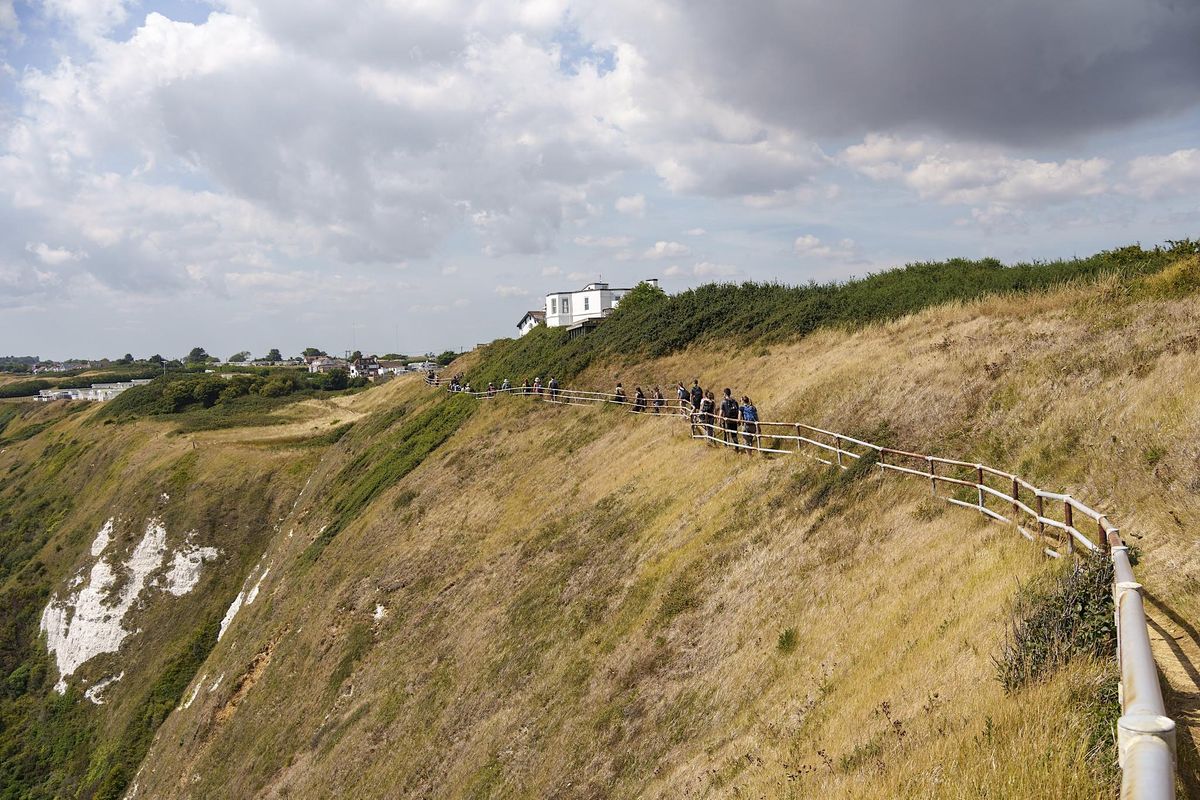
[740, 396, 759, 450]
[697, 390, 716, 441]
[521, 378, 530, 395]
[548, 376, 560, 402]
[652, 386, 665, 413]
[676, 382, 688, 414]
[689, 380, 703, 412]
[719, 388, 741, 449]
[633, 387, 646, 412]
[613, 382, 626, 404]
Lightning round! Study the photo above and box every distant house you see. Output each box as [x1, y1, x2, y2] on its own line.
[349, 357, 381, 379]
[516, 310, 546, 337]
[35, 379, 151, 403]
[309, 357, 348, 374]
[544, 279, 658, 336]
[407, 360, 436, 372]
[377, 359, 407, 375]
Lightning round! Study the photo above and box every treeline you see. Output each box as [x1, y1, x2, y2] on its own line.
[469, 241, 1199, 385]
[99, 369, 364, 419]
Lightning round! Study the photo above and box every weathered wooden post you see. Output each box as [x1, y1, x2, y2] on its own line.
[928, 457, 936, 495]
[976, 465, 985, 508]
[835, 435, 844, 468]
[1010, 477, 1019, 520]
[1064, 500, 1075, 557]
[1036, 494, 1045, 539]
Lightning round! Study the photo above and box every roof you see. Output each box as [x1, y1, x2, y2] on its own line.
[517, 310, 546, 325]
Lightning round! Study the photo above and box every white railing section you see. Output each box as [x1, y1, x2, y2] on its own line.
[424, 373, 1175, 798]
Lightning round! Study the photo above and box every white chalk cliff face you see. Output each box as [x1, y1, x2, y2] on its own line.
[38, 518, 220, 697]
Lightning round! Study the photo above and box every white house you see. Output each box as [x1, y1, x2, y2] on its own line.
[309, 357, 348, 374]
[516, 310, 545, 337]
[544, 279, 658, 329]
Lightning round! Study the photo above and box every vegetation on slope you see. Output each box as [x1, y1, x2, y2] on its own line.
[468, 241, 1197, 386]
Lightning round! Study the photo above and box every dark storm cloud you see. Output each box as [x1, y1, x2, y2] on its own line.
[613, 0, 1200, 145]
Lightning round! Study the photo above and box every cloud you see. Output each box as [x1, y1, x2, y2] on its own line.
[573, 234, 632, 247]
[691, 261, 740, 277]
[614, 193, 645, 216]
[26, 242, 87, 265]
[1125, 149, 1200, 198]
[583, 1, 1200, 146]
[541, 265, 562, 276]
[684, 227, 706, 236]
[0, 1, 18, 37]
[642, 240, 690, 259]
[440, 265, 459, 275]
[494, 284, 528, 297]
[42, 0, 129, 40]
[793, 235, 859, 261]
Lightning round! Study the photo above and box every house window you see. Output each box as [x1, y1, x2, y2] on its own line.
[551, 298, 557, 314]
[562, 298, 570, 314]
[583, 297, 590, 311]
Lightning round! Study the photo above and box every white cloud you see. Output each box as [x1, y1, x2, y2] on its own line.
[691, 261, 740, 277]
[573, 234, 632, 247]
[440, 265, 459, 275]
[42, 0, 129, 40]
[642, 240, 690, 259]
[793, 235, 859, 261]
[615, 193, 646, 216]
[841, 133, 929, 180]
[1125, 149, 1200, 198]
[26, 242, 86, 265]
[684, 227, 706, 236]
[0, 0, 18, 37]
[541, 265, 562, 276]
[663, 264, 685, 276]
[494, 284, 527, 297]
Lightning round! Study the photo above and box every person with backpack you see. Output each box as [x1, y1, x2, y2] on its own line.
[487, 381, 496, 398]
[740, 395, 759, 450]
[533, 376, 542, 397]
[676, 382, 689, 415]
[719, 388, 741, 449]
[652, 386, 665, 414]
[633, 387, 646, 412]
[697, 390, 716, 442]
[613, 382, 626, 404]
[548, 376, 560, 402]
[689, 379, 703, 413]
[501, 378, 510, 391]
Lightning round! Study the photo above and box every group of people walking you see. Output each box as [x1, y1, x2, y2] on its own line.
[430, 370, 763, 452]
[674, 379, 760, 451]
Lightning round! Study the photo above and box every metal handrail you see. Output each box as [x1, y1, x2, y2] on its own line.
[424, 371, 1175, 797]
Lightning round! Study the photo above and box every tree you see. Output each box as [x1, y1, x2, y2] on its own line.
[186, 347, 209, 363]
[120, 353, 134, 364]
[302, 347, 326, 358]
[350, 350, 363, 362]
[265, 348, 283, 362]
[148, 354, 164, 364]
[228, 351, 250, 363]
[436, 350, 457, 366]
[325, 368, 349, 391]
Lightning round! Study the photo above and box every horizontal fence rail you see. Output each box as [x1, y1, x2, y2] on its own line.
[424, 373, 1175, 798]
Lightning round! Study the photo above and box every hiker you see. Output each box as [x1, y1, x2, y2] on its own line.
[487, 382, 496, 398]
[613, 382, 626, 404]
[633, 387, 646, 412]
[698, 390, 716, 441]
[548, 376, 560, 402]
[740, 395, 760, 450]
[521, 378, 530, 395]
[689, 380, 703, 415]
[652, 386, 665, 414]
[501, 378, 510, 391]
[464, 382, 472, 394]
[676, 382, 688, 415]
[533, 376, 543, 397]
[719, 388, 741, 449]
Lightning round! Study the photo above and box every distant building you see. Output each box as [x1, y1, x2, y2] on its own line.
[35, 379, 152, 403]
[544, 279, 658, 334]
[516, 310, 546, 337]
[377, 359, 408, 375]
[349, 357, 381, 379]
[308, 357, 348, 374]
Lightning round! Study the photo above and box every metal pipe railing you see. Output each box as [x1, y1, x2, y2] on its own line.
[424, 371, 1176, 796]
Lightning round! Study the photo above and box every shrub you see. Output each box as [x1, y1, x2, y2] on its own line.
[995, 554, 1115, 692]
[777, 627, 798, 654]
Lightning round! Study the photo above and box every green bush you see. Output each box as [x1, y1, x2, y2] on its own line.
[467, 242, 1192, 387]
[995, 554, 1116, 692]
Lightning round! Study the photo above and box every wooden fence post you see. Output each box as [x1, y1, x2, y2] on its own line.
[1010, 477, 1019, 519]
[976, 465, 985, 508]
[835, 436, 844, 468]
[1036, 494, 1045, 539]
[1064, 500, 1075, 557]
[928, 458, 936, 495]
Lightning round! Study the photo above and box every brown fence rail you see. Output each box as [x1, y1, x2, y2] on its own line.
[425, 373, 1175, 798]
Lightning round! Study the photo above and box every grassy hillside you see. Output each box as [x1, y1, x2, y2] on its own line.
[115, 248, 1199, 798]
[4, 244, 1199, 799]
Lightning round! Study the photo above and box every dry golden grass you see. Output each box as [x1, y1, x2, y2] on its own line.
[122, 278, 1200, 799]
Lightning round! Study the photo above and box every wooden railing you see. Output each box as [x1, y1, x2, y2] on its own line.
[425, 374, 1175, 798]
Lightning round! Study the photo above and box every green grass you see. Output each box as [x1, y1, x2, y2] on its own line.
[466, 241, 1196, 386]
[302, 395, 477, 562]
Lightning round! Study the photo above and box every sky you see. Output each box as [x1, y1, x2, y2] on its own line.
[0, 0, 1198, 360]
